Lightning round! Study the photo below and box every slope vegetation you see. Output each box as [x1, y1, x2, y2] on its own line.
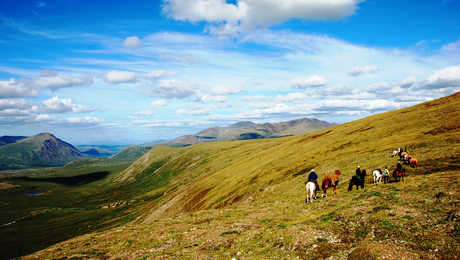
[0, 133, 82, 170]
[25, 92, 460, 259]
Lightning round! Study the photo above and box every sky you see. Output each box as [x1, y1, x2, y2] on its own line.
[0, 0, 459, 145]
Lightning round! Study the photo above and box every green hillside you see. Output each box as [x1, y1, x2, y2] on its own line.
[0, 133, 83, 170]
[9, 92, 460, 259]
[110, 145, 152, 162]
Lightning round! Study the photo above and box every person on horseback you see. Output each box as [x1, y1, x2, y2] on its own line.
[383, 166, 390, 183]
[356, 166, 361, 176]
[396, 162, 402, 172]
[307, 169, 320, 192]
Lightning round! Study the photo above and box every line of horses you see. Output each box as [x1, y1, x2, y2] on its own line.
[305, 147, 417, 203]
[392, 148, 418, 168]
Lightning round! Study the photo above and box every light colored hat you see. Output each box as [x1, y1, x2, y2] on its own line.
[357, 166, 360, 168]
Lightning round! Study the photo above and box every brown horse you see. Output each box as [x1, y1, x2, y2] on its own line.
[393, 168, 406, 182]
[322, 170, 341, 197]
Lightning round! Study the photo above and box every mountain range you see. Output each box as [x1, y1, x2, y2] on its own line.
[167, 117, 335, 146]
[0, 117, 333, 170]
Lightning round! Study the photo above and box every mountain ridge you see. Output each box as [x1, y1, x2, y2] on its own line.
[0, 133, 83, 170]
[167, 117, 335, 146]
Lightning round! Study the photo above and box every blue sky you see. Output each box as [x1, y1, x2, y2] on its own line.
[0, 0, 459, 144]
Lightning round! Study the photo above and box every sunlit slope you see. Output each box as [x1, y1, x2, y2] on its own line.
[25, 92, 460, 259]
[117, 92, 459, 221]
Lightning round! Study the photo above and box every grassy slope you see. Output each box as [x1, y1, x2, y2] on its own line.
[24, 92, 460, 259]
[0, 147, 154, 259]
[0, 133, 82, 170]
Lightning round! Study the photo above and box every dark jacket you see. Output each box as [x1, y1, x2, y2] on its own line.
[356, 168, 361, 176]
[308, 171, 318, 181]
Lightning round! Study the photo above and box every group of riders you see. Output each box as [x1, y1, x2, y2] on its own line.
[305, 146, 417, 199]
[395, 147, 418, 168]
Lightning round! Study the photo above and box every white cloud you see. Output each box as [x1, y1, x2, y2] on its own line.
[318, 99, 400, 111]
[400, 76, 416, 88]
[105, 70, 137, 84]
[195, 93, 227, 103]
[0, 78, 39, 98]
[146, 70, 176, 80]
[66, 116, 101, 124]
[151, 99, 167, 108]
[275, 92, 309, 102]
[124, 36, 141, 48]
[149, 79, 196, 99]
[163, 0, 362, 29]
[349, 65, 380, 77]
[0, 99, 30, 110]
[176, 107, 211, 116]
[35, 96, 95, 114]
[134, 110, 154, 116]
[291, 75, 326, 89]
[211, 85, 243, 95]
[421, 64, 460, 89]
[34, 114, 51, 121]
[33, 71, 93, 90]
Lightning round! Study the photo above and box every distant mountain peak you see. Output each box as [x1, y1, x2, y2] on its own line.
[167, 117, 334, 146]
[229, 121, 256, 128]
[0, 133, 82, 170]
[36, 133, 56, 138]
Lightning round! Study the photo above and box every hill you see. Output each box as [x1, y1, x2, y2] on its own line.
[167, 117, 334, 146]
[0, 136, 26, 146]
[0, 133, 83, 170]
[81, 148, 112, 157]
[76, 144, 126, 156]
[109, 145, 152, 162]
[11, 92, 460, 259]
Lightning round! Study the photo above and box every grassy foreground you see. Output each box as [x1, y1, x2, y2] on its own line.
[13, 92, 460, 259]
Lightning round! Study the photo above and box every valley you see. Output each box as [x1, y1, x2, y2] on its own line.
[0, 92, 458, 259]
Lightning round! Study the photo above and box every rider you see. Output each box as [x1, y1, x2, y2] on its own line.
[383, 166, 390, 183]
[356, 166, 361, 178]
[307, 169, 320, 192]
[396, 162, 402, 172]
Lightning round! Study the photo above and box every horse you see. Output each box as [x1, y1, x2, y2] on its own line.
[409, 157, 418, 168]
[393, 168, 406, 182]
[305, 181, 317, 203]
[373, 169, 384, 185]
[322, 170, 341, 197]
[348, 175, 361, 191]
[349, 169, 367, 191]
[400, 152, 408, 162]
[392, 150, 399, 157]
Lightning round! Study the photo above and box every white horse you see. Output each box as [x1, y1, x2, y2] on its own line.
[373, 169, 383, 185]
[305, 181, 317, 203]
[392, 150, 399, 157]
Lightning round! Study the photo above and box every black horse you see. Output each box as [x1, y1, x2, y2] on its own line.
[348, 169, 366, 191]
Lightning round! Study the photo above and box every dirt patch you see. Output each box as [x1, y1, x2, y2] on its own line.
[292, 166, 316, 177]
[348, 241, 425, 260]
[424, 125, 459, 135]
[297, 130, 332, 143]
[415, 156, 460, 175]
[0, 182, 19, 190]
[346, 126, 374, 136]
[184, 188, 212, 211]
